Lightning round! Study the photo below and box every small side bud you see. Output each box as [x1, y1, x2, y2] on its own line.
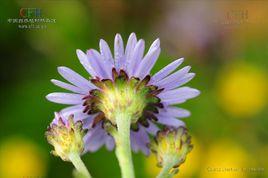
[150, 127, 193, 175]
[45, 113, 87, 161]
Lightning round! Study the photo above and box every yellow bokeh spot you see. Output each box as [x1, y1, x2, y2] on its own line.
[145, 155, 161, 178]
[201, 140, 249, 178]
[217, 62, 267, 117]
[145, 137, 202, 178]
[0, 137, 47, 178]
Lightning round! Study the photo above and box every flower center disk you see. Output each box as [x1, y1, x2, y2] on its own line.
[83, 69, 164, 130]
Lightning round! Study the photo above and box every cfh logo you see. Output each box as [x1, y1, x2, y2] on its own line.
[19, 8, 41, 18]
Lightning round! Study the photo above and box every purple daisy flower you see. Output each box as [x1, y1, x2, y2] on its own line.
[46, 33, 200, 155]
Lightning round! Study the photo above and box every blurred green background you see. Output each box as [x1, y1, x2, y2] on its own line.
[0, 0, 268, 178]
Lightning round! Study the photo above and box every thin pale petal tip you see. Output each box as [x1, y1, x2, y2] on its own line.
[130, 32, 136, 38]
[182, 66, 191, 73]
[99, 39, 107, 46]
[189, 73, 196, 77]
[128, 33, 137, 43]
[137, 39, 145, 46]
[177, 57, 184, 63]
[50, 79, 57, 83]
[76, 49, 86, 59]
[148, 38, 161, 52]
[115, 33, 122, 40]
[76, 49, 83, 54]
[130, 32, 136, 37]
[192, 89, 201, 97]
[46, 93, 53, 101]
[153, 38, 160, 47]
[57, 66, 66, 72]
[184, 111, 191, 117]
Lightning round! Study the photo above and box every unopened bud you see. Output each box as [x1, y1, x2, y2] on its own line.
[45, 113, 87, 161]
[150, 127, 193, 174]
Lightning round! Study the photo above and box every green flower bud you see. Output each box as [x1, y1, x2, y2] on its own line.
[45, 114, 87, 161]
[150, 127, 193, 174]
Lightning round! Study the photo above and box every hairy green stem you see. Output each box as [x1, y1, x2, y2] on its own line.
[69, 152, 92, 178]
[157, 165, 173, 178]
[114, 113, 135, 178]
[157, 156, 177, 178]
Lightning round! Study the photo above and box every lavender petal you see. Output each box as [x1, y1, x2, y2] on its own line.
[46, 92, 84, 105]
[99, 39, 114, 65]
[84, 124, 106, 152]
[159, 107, 191, 118]
[57, 66, 95, 90]
[124, 33, 137, 70]
[159, 87, 200, 104]
[154, 66, 191, 87]
[89, 49, 113, 79]
[114, 34, 124, 70]
[127, 39, 145, 75]
[105, 136, 115, 151]
[76, 49, 97, 77]
[130, 127, 150, 155]
[135, 47, 161, 79]
[145, 121, 159, 135]
[162, 73, 195, 90]
[157, 114, 186, 127]
[150, 58, 184, 84]
[51, 79, 87, 94]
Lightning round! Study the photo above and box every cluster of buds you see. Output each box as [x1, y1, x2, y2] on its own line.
[150, 127, 193, 175]
[45, 114, 87, 161]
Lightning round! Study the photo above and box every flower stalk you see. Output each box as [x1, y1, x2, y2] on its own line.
[69, 152, 92, 178]
[113, 112, 135, 178]
[156, 156, 178, 178]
